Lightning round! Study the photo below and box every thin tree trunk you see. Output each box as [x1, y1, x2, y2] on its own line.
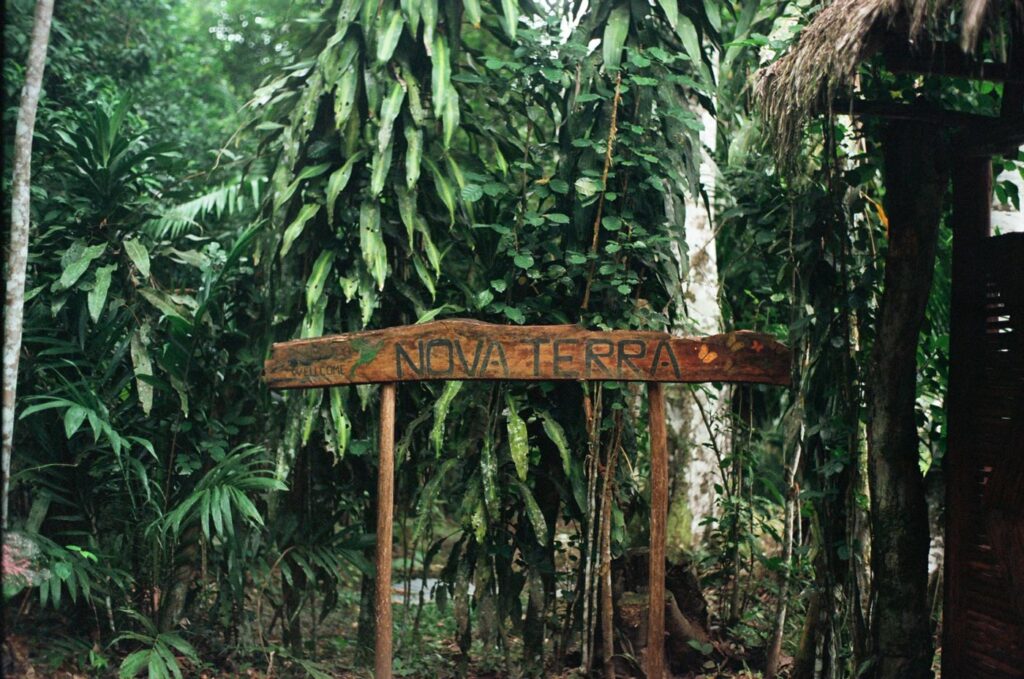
[3, 0, 55, 530]
[867, 120, 948, 679]
[599, 413, 622, 679]
[765, 398, 805, 677]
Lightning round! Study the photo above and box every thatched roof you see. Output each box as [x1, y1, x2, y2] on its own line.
[755, 0, 1024, 162]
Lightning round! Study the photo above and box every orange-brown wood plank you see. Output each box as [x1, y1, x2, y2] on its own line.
[264, 319, 791, 388]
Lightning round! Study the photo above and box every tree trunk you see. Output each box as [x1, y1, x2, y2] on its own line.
[765, 401, 804, 678]
[2, 0, 55, 530]
[666, 94, 727, 556]
[867, 120, 948, 679]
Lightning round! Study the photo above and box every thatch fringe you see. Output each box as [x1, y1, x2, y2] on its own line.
[754, 0, 1023, 164]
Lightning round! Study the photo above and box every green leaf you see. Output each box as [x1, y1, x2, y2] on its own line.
[602, 216, 623, 231]
[515, 480, 549, 543]
[138, 288, 187, 321]
[506, 394, 529, 481]
[123, 238, 150, 278]
[540, 411, 573, 477]
[421, 0, 438, 51]
[575, 176, 601, 197]
[334, 66, 360, 130]
[329, 387, 351, 459]
[378, 81, 406, 153]
[431, 380, 463, 456]
[401, 0, 421, 34]
[501, 0, 518, 39]
[442, 89, 460, 149]
[369, 144, 393, 197]
[130, 327, 154, 416]
[359, 201, 388, 289]
[464, 0, 482, 27]
[119, 650, 151, 679]
[376, 10, 405, 64]
[58, 242, 105, 290]
[480, 435, 499, 518]
[431, 35, 450, 118]
[64, 405, 89, 438]
[404, 125, 423, 190]
[514, 254, 534, 269]
[425, 158, 455, 224]
[88, 264, 116, 322]
[306, 251, 335, 312]
[656, 0, 678, 29]
[281, 203, 321, 258]
[326, 151, 365, 224]
[603, 4, 630, 72]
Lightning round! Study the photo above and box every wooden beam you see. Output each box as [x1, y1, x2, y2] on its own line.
[647, 383, 668, 679]
[264, 320, 791, 388]
[833, 99, 1024, 156]
[375, 383, 397, 679]
[882, 38, 1019, 84]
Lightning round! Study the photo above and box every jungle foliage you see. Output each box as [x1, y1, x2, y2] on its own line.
[3, 0, 1022, 677]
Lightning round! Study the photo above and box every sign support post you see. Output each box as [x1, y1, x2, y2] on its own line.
[374, 383, 396, 679]
[647, 382, 668, 679]
[264, 319, 791, 678]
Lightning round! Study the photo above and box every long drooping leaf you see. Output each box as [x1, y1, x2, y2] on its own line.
[129, 326, 154, 416]
[431, 380, 463, 456]
[123, 239, 150, 278]
[326, 151, 365, 224]
[280, 203, 321, 257]
[376, 9, 405, 64]
[378, 80, 406, 153]
[404, 124, 423, 190]
[602, 4, 630, 71]
[431, 34, 450, 118]
[515, 480, 548, 544]
[359, 200, 387, 288]
[480, 433, 499, 518]
[539, 410, 573, 477]
[57, 242, 105, 291]
[334, 66, 360, 130]
[87, 264, 116, 322]
[306, 250, 335, 312]
[329, 387, 351, 460]
[506, 394, 529, 481]
[501, 0, 518, 39]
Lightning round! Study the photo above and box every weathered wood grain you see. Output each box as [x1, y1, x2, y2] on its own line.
[264, 320, 790, 388]
[647, 382, 668, 679]
[375, 383, 396, 679]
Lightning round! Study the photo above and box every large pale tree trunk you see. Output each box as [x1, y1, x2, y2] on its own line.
[867, 120, 948, 679]
[3, 0, 56, 530]
[666, 95, 727, 557]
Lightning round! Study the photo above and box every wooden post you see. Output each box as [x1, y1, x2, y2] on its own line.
[375, 383, 397, 679]
[942, 155, 991, 679]
[647, 383, 668, 679]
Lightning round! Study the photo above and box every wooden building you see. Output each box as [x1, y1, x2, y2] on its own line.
[756, 1, 1023, 677]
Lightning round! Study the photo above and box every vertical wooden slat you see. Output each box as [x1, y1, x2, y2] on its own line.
[375, 383, 397, 679]
[943, 155, 991, 679]
[647, 383, 668, 679]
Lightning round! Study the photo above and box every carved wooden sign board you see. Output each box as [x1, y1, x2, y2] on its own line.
[264, 320, 790, 678]
[264, 320, 790, 388]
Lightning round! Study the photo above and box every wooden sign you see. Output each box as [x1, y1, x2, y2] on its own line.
[264, 319, 790, 388]
[263, 319, 791, 679]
